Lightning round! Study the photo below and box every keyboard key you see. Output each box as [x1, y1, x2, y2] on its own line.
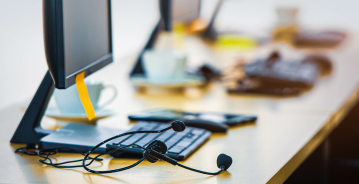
[135, 133, 160, 147]
[156, 130, 175, 142]
[135, 124, 170, 147]
[120, 134, 145, 146]
[155, 124, 173, 131]
[111, 126, 143, 145]
[120, 123, 158, 146]
[130, 121, 153, 130]
[168, 131, 202, 154]
[164, 128, 191, 149]
[191, 129, 204, 135]
[167, 146, 185, 154]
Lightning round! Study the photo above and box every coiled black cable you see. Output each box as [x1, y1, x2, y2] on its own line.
[14, 127, 171, 172]
[82, 127, 173, 173]
[15, 147, 103, 168]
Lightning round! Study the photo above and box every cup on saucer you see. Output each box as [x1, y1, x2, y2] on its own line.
[142, 49, 187, 84]
[54, 79, 117, 115]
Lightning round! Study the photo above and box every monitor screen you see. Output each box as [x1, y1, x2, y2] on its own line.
[172, 0, 200, 23]
[43, 0, 112, 89]
[63, 0, 110, 77]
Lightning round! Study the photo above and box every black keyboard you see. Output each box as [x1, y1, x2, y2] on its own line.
[106, 122, 211, 160]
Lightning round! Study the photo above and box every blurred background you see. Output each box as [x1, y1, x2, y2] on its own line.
[1, 0, 359, 111]
[1, 0, 359, 183]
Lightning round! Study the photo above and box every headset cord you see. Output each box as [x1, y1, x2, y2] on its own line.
[82, 144, 146, 174]
[177, 163, 225, 175]
[14, 128, 171, 171]
[148, 148, 226, 175]
[15, 147, 103, 168]
[82, 128, 171, 173]
[15, 144, 144, 170]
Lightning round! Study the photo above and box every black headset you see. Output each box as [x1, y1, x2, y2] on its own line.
[16, 121, 232, 175]
[82, 121, 233, 175]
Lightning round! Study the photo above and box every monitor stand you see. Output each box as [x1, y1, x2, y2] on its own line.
[130, 20, 161, 77]
[202, 0, 224, 40]
[10, 70, 126, 152]
[10, 71, 54, 147]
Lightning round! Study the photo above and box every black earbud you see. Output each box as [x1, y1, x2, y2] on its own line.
[143, 140, 168, 163]
[217, 154, 232, 170]
[144, 140, 178, 165]
[171, 120, 186, 132]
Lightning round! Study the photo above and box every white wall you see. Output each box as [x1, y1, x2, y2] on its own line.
[0, 0, 46, 110]
[214, 0, 359, 32]
[0, 0, 359, 110]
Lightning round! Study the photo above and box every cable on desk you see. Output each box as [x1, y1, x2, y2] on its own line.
[177, 163, 225, 175]
[14, 128, 170, 171]
[15, 147, 103, 168]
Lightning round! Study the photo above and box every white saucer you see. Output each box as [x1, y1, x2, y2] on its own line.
[130, 74, 204, 88]
[45, 107, 117, 123]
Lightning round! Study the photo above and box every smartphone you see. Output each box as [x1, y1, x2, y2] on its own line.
[128, 108, 257, 127]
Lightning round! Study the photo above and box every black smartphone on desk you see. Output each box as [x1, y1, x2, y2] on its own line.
[128, 108, 257, 133]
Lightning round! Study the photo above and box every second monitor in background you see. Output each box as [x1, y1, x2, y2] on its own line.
[172, 0, 200, 23]
[160, 0, 201, 31]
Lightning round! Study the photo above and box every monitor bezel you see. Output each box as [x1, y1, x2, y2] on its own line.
[43, 0, 113, 89]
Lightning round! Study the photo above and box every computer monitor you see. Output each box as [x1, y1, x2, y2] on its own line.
[159, 0, 200, 31]
[172, 0, 200, 23]
[11, 0, 113, 144]
[130, 0, 200, 76]
[43, 0, 112, 89]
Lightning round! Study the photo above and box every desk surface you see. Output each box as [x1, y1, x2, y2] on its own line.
[1, 27, 359, 184]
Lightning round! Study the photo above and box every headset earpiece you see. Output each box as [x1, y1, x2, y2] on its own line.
[216, 154, 232, 170]
[143, 140, 168, 163]
[143, 140, 178, 165]
[171, 120, 186, 132]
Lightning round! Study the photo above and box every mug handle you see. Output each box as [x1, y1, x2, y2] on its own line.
[97, 85, 117, 110]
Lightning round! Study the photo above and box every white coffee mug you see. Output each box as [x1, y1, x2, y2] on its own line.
[54, 79, 117, 114]
[142, 49, 187, 83]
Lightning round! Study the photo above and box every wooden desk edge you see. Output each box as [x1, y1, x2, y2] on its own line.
[267, 88, 359, 184]
[266, 86, 359, 184]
